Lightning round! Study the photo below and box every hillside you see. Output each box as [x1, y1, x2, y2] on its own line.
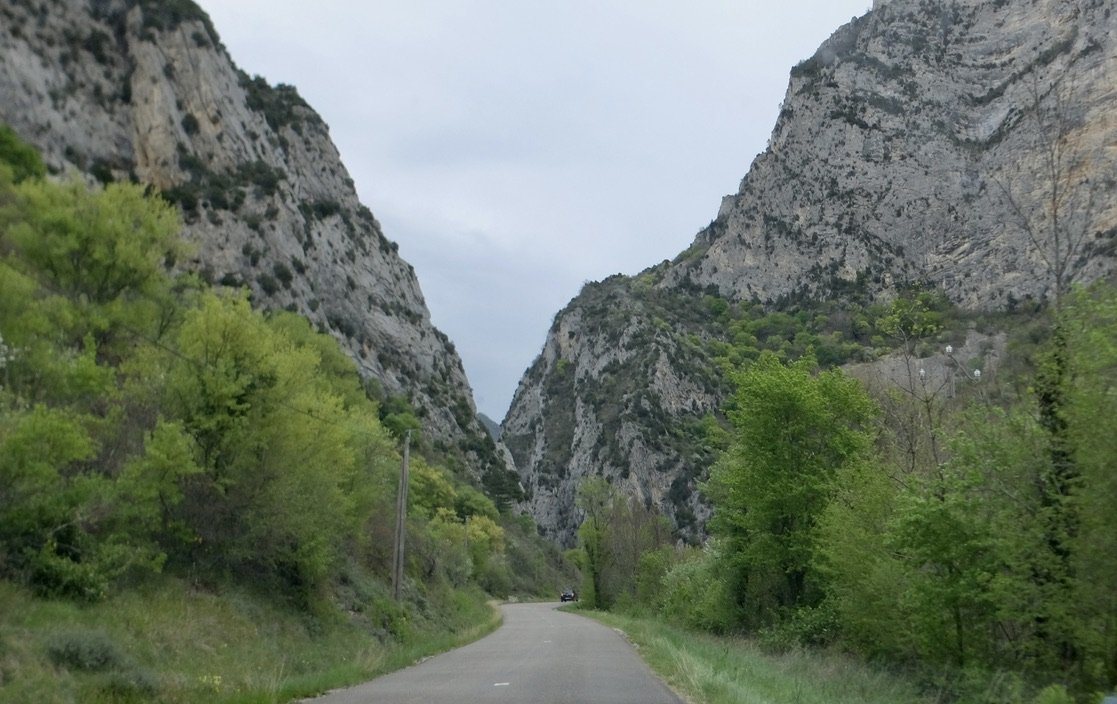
[0, 0, 520, 500]
[502, 0, 1117, 545]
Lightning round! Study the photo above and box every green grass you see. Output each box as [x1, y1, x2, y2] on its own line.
[0, 578, 501, 704]
[579, 609, 935, 704]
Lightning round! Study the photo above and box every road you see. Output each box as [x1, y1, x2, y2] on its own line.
[298, 601, 685, 704]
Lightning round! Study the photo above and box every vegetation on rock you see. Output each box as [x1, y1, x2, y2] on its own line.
[0, 133, 574, 702]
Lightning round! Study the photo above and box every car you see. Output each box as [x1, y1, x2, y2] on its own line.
[560, 589, 577, 602]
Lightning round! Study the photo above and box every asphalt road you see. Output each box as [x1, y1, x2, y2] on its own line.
[298, 601, 685, 704]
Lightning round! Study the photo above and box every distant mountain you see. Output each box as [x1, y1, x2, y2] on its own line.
[0, 0, 520, 501]
[478, 413, 502, 441]
[502, 0, 1117, 545]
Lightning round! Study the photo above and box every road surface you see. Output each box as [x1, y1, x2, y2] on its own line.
[299, 601, 684, 703]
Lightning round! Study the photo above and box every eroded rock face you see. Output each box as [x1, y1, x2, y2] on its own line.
[504, 0, 1117, 546]
[0, 0, 515, 492]
[675, 0, 1116, 308]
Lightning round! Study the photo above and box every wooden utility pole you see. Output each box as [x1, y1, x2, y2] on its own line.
[392, 430, 411, 601]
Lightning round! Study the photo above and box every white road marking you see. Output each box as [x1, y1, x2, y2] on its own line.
[494, 682, 510, 687]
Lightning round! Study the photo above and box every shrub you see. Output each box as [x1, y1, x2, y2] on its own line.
[0, 123, 47, 182]
[45, 630, 160, 700]
[181, 113, 199, 135]
[272, 262, 293, 287]
[658, 543, 737, 632]
[28, 545, 108, 602]
[257, 273, 278, 296]
[45, 630, 128, 672]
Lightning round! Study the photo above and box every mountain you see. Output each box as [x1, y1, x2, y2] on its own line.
[0, 0, 520, 499]
[502, 0, 1117, 545]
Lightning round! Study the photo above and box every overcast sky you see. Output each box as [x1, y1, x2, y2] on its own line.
[198, 1, 871, 420]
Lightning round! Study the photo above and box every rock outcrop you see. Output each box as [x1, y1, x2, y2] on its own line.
[503, 0, 1117, 545]
[0, 0, 518, 497]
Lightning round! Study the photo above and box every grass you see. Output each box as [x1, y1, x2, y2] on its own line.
[0, 577, 502, 703]
[579, 609, 935, 704]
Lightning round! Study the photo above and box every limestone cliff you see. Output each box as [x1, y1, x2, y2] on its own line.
[0, 0, 519, 498]
[503, 0, 1117, 545]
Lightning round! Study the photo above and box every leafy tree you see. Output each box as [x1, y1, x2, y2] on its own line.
[158, 291, 372, 596]
[1061, 284, 1117, 690]
[575, 476, 615, 608]
[0, 123, 569, 619]
[602, 495, 671, 608]
[6, 178, 185, 350]
[704, 352, 877, 630]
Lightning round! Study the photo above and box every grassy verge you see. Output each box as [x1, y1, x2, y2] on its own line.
[0, 578, 501, 704]
[579, 609, 934, 704]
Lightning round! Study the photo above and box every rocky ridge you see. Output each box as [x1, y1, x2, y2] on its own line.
[502, 0, 1117, 545]
[0, 0, 519, 498]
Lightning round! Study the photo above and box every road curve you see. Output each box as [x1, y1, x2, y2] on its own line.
[299, 601, 684, 704]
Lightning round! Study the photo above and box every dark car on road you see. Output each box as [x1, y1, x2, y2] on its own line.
[560, 589, 577, 602]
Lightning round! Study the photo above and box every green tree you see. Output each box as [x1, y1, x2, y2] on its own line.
[575, 476, 615, 608]
[1061, 284, 1117, 690]
[0, 160, 190, 598]
[704, 352, 877, 630]
[160, 292, 367, 596]
[603, 495, 671, 608]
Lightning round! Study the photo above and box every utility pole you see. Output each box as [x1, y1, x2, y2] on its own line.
[392, 430, 411, 601]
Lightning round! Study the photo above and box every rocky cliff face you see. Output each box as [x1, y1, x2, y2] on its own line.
[503, 0, 1117, 545]
[0, 0, 518, 497]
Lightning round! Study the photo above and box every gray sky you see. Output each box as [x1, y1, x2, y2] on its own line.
[198, 1, 871, 420]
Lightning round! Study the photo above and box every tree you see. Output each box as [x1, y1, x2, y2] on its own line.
[704, 352, 877, 629]
[0, 165, 188, 598]
[575, 476, 615, 608]
[1060, 284, 1117, 691]
[602, 495, 671, 607]
[994, 73, 1109, 310]
[160, 292, 370, 596]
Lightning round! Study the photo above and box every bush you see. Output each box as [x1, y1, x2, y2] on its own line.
[658, 544, 737, 632]
[273, 262, 293, 287]
[257, 273, 278, 295]
[0, 123, 47, 182]
[28, 546, 109, 602]
[45, 630, 128, 672]
[757, 603, 840, 652]
[45, 630, 160, 701]
[181, 113, 199, 135]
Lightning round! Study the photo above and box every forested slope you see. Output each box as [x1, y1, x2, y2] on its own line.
[0, 128, 574, 702]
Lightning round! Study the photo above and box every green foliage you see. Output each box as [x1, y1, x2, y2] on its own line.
[572, 477, 673, 610]
[379, 394, 423, 440]
[0, 124, 46, 182]
[814, 286, 1117, 694]
[705, 352, 878, 629]
[135, 0, 220, 47]
[1061, 284, 1117, 689]
[585, 609, 937, 704]
[0, 131, 568, 623]
[657, 543, 738, 632]
[239, 71, 316, 134]
[6, 177, 184, 305]
[160, 291, 377, 595]
[574, 477, 614, 608]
